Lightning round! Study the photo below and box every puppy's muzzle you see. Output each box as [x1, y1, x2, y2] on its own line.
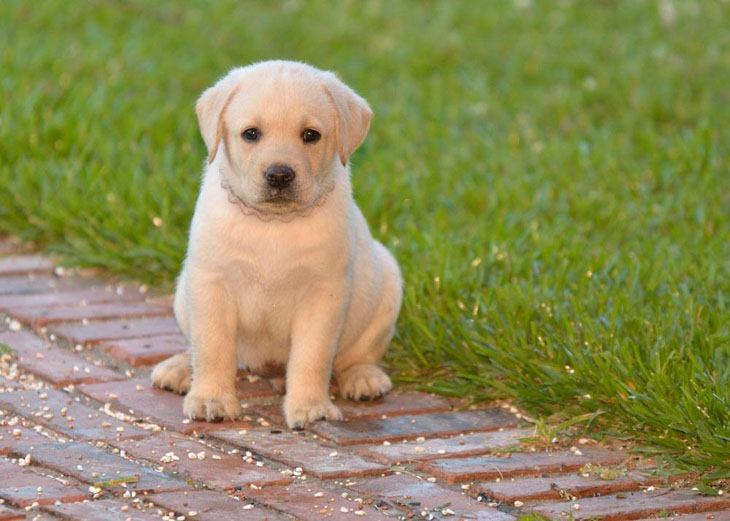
[265, 164, 296, 189]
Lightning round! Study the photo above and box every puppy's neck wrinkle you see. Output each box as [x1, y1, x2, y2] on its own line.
[218, 168, 336, 223]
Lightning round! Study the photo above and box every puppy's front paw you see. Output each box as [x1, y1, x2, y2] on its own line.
[338, 364, 393, 401]
[183, 388, 241, 422]
[151, 353, 192, 395]
[284, 397, 342, 430]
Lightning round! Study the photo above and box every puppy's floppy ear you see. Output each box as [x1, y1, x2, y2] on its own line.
[196, 70, 242, 164]
[322, 71, 372, 166]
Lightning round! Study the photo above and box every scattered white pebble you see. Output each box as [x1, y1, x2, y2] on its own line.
[160, 452, 179, 463]
[514, 501, 524, 507]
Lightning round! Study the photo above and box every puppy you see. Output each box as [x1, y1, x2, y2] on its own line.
[151, 61, 402, 429]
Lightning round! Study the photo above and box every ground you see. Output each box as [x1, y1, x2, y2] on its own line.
[0, 249, 728, 520]
[0, 0, 728, 478]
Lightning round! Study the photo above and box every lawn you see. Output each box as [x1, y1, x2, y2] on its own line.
[1, 1, 728, 476]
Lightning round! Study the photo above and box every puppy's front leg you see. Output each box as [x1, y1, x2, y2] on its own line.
[183, 278, 241, 421]
[284, 287, 346, 429]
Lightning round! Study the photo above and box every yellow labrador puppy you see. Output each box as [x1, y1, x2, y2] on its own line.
[151, 61, 402, 429]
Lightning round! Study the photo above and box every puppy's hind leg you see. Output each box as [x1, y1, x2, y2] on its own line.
[151, 353, 192, 394]
[336, 244, 402, 401]
[151, 263, 193, 394]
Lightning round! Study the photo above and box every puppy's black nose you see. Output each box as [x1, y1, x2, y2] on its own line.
[264, 164, 295, 189]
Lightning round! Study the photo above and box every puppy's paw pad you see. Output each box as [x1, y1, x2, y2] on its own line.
[151, 354, 192, 395]
[183, 391, 241, 422]
[338, 364, 392, 401]
[284, 399, 342, 430]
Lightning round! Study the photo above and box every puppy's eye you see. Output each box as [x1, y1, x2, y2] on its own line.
[302, 129, 321, 144]
[241, 128, 261, 142]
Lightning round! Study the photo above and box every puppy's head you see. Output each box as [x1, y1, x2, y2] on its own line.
[196, 61, 371, 216]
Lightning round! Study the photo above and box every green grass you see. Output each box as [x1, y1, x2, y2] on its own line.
[1, 1, 728, 475]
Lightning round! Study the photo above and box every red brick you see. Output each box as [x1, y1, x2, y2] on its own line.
[475, 471, 683, 503]
[210, 428, 388, 479]
[0, 458, 87, 507]
[102, 335, 187, 367]
[248, 480, 393, 520]
[0, 388, 151, 442]
[0, 424, 58, 455]
[0, 287, 145, 313]
[28, 441, 185, 493]
[352, 474, 515, 521]
[357, 428, 531, 464]
[529, 488, 730, 521]
[11, 301, 171, 328]
[634, 514, 730, 521]
[50, 317, 181, 345]
[253, 391, 453, 424]
[418, 448, 629, 483]
[78, 378, 265, 434]
[0, 275, 90, 295]
[0, 330, 123, 386]
[0, 256, 55, 277]
[44, 498, 162, 520]
[149, 490, 288, 520]
[311, 409, 520, 446]
[0, 504, 23, 521]
[112, 431, 291, 489]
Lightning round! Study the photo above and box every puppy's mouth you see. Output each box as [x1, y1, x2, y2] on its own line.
[262, 188, 298, 205]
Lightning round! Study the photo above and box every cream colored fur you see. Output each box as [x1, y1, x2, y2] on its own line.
[151, 61, 402, 429]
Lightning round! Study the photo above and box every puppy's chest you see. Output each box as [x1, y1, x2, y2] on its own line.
[220, 235, 343, 321]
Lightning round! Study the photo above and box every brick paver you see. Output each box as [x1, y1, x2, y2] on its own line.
[210, 428, 388, 479]
[351, 474, 515, 520]
[0, 255, 55, 277]
[51, 317, 181, 345]
[149, 489, 288, 520]
[0, 274, 91, 295]
[79, 377, 267, 433]
[10, 301, 171, 328]
[356, 428, 531, 464]
[0, 457, 87, 507]
[44, 498, 162, 521]
[247, 480, 394, 520]
[0, 504, 24, 521]
[26, 441, 185, 494]
[102, 334, 187, 366]
[419, 447, 628, 483]
[475, 471, 683, 503]
[0, 330, 122, 386]
[0, 287, 145, 313]
[311, 409, 520, 445]
[113, 431, 291, 489]
[0, 424, 61, 455]
[0, 388, 152, 442]
[529, 488, 730, 520]
[253, 391, 453, 423]
[0, 247, 727, 520]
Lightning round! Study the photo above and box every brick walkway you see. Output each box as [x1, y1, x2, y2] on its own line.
[0, 244, 727, 521]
